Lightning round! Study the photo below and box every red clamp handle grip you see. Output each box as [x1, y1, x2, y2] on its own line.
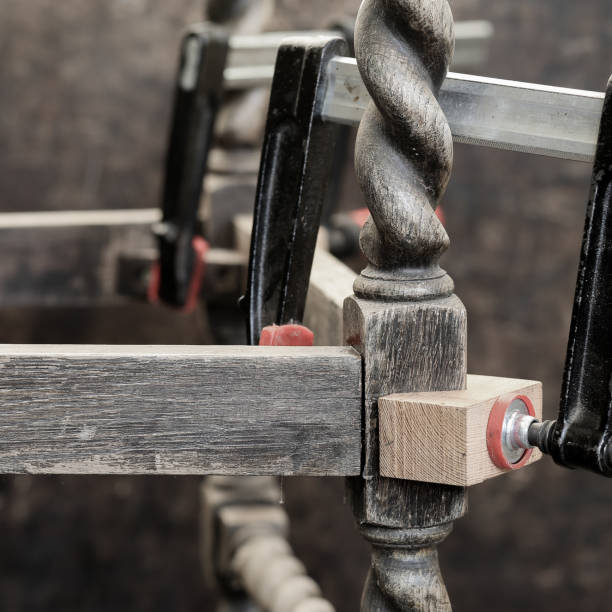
[148, 236, 209, 313]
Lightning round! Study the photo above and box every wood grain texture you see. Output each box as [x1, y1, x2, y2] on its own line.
[344, 295, 467, 612]
[352, 0, 455, 302]
[347, 0, 462, 606]
[344, 295, 468, 526]
[0, 344, 361, 476]
[304, 249, 356, 346]
[379, 375, 543, 486]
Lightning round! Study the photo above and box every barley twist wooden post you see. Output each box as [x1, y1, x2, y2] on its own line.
[345, 0, 467, 609]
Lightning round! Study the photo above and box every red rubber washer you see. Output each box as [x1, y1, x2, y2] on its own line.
[486, 394, 535, 470]
[258, 324, 314, 347]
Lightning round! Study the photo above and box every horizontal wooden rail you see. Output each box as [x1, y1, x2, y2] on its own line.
[0, 209, 158, 307]
[304, 249, 356, 347]
[0, 345, 362, 476]
[0, 210, 357, 321]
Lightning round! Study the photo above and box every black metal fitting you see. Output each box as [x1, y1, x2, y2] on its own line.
[243, 35, 349, 345]
[153, 24, 229, 307]
[527, 420, 555, 455]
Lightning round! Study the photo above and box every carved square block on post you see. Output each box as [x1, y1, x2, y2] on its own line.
[379, 375, 543, 486]
[344, 293, 468, 527]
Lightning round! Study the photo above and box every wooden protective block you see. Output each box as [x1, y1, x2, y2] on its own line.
[379, 375, 543, 487]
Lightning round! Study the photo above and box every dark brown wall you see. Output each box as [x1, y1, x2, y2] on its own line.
[0, 1, 611, 611]
[444, 3, 612, 610]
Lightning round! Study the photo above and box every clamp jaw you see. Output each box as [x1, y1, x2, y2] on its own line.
[242, 35, 348, 345]
[152, 24, 228, 308]
[526, 77, 612, 476]
[241, 28, 612, 481]
[482, 76, 612, 477]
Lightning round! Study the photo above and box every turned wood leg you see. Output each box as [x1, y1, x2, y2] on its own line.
[360, 525, 454, 611]
[348, 0, 465, 608]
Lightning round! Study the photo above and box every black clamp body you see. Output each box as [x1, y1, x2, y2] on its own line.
[243, 35, 348, 345]
[153, 24, 229, 307]
[533, 77, 612, 476]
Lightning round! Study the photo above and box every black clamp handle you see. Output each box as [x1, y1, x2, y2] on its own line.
[242, 35, 349, 345]
[531, 76, 612, 476]
[153, 24, 229, 308]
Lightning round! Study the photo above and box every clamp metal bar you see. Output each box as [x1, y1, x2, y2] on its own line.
[226, 30, 331, 69]
[223, 21, 493, 89]
[322, 57, 604, 163]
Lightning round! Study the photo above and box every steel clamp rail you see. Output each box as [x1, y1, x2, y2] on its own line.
[322, 57, 603, 163]
[224, 21, 493, 88]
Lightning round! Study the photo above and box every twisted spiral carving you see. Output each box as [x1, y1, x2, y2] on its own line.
[353, 0, 455, 300]
[233, 534, 335, 612]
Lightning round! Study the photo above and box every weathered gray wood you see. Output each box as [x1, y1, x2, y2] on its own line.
[345, 296, 468, 495]
[0, 209, 157, 307]
[0, 208, 251, 306]
[348, 0, 466, 610]
[379, 376, 543, 486]
[0, 344, 361, 476]
[305, 249, 356, 347]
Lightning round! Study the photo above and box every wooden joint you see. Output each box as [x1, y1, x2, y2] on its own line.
[379, 375, 543, 487]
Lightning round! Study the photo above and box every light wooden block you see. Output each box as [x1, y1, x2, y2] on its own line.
[379, 375, 543, 487]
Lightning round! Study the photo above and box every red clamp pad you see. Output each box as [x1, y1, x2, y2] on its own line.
[349, 207, 371, 228]
[486, 394, 536, 470]
[147, 236, 209, 313]
[350, 206, 445, 227]
[147, 262, 162, 305]
[258, 324, 314, 347]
